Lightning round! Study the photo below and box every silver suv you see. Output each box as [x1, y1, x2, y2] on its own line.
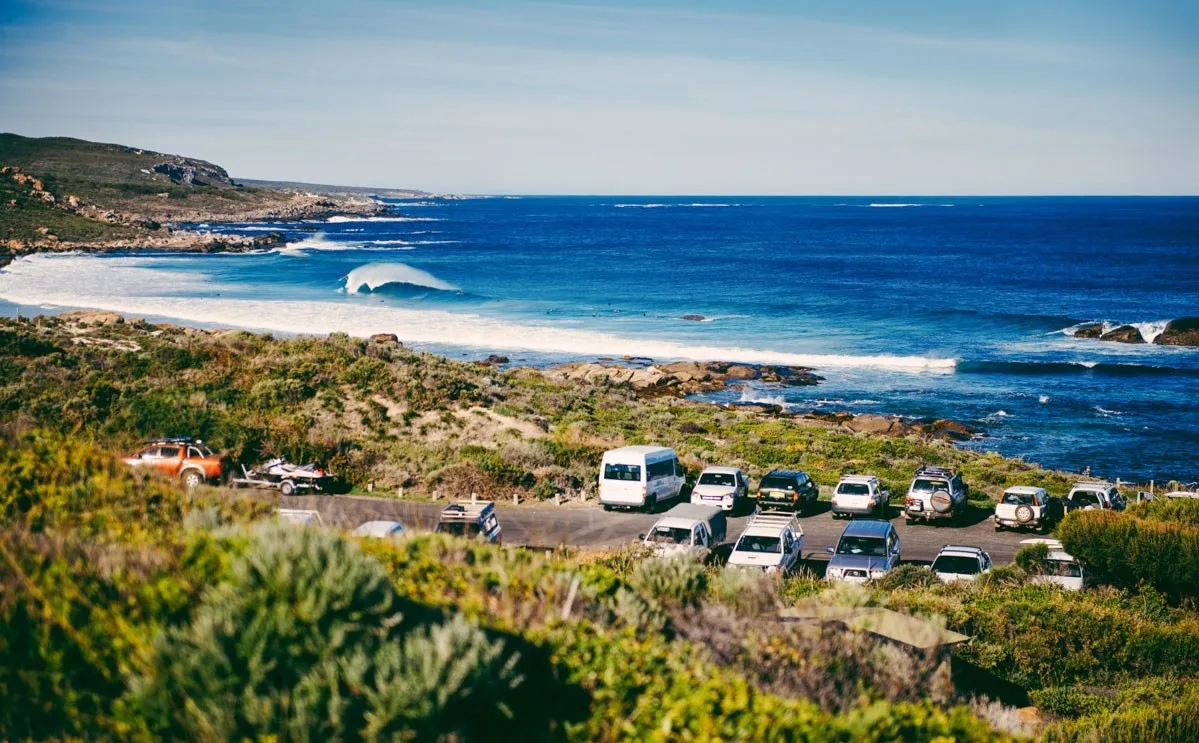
[824, 519, 901, 583]
[904, 466, 968, 523]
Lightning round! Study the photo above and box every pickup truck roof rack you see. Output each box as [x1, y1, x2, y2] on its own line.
[144, 436, 202, 445]
[745, 511, 804, 535]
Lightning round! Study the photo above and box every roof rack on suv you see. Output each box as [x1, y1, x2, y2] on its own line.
[145, 436, 200, 445]
[916, 465, 956, 478]
[941, 544, 985, 553]
[439, 501, 495, 520]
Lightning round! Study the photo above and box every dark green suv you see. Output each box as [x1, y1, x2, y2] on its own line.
[752, 469, 819, 514]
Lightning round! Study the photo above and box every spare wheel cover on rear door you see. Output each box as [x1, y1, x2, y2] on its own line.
[1016, 504, 1033, 523]
[930, 490, 953, 513]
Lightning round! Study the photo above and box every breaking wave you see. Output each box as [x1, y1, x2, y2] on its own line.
[342, 262, 460, 294]
[1058, 320, 1172, 344]
[325, 215, 442, 223]
[0, 254, 958, 373]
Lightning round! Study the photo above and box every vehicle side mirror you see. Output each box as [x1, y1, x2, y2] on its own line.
[638, 534, 646, 541]
[825, 546, 835, 554]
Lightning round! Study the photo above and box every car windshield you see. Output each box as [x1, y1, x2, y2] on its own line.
[1045, 559, 1082, 577]
[836, 536, 887, 556]
[699, 472, 737, 487]
[648, 526, 691, 545]
[837, 483, 870, 496]
[760, 476, 798, 491]
[1002, 492, 1035, 505]
[436, 521, 482, 536]
[932, 555, 981, 574]
[604, 463, 642, 481]
[911, 478, 946, 492]
[735, 535, 782, 553]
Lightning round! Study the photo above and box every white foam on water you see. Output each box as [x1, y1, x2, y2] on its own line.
[1039, 395, 1051, 404]
[1094, 406, 1123, 416]
[0, 253, 958, 373]
[867, 203, 925, 208]
[325, 215, 442, 223]
[342, 262, 460, 294]
[1132, 321, 1170, 344]
[613, 203, 670, 208]
[738, 388, 787, 407]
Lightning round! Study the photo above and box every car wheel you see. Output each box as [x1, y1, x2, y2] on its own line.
[280, 480, 296, 497]
[644, 495, 658, 513]
[602, 504, 613, 512]
[181, 470, 203, 489]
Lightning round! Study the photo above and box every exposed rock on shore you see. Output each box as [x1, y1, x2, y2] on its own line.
[786, 411, 977, 442]
[1154, 318, 1199, 346]
[1072, 318, 1199, 347]
[545, 360, 822, 397]
[1099, 325, 1145, 344]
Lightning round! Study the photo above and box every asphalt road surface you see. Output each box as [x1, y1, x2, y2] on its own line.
[264, 493, 1039, 566]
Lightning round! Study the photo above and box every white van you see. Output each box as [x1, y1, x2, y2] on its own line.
[599, 445, 685, 511]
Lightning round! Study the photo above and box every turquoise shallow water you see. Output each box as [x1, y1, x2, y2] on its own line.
[1, 195, 1197, 482]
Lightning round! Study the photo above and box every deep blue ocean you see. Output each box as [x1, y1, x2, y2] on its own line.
[1, 196, 1197, 483]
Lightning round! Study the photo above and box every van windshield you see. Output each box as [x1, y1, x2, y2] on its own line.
[647, 526, 691, 545]
[837, 483, 870, 496]
[604, 463, 642, 482]
[699, 472, 737, 487]
[1045, 559, 1082, 577]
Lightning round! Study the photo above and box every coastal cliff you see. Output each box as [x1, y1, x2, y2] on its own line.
[0, 133, 414, 259]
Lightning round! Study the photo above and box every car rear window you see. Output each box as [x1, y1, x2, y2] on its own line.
[604, 463, 642, 481]
[436, 521, 482, 536]
[1002, 491, 1035, 505]
[760, 476, 798, 491]
[699, 472, 737, 487]
[837, 483, 870, 496]
[911, 478, 947, 492]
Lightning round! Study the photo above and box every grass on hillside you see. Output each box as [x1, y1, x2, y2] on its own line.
[0, 315, 1079, 506]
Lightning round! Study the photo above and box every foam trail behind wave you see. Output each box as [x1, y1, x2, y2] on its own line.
[342, 262, 459, 293]
[325, 215, 441, 223]
[0, 254, 957, 373]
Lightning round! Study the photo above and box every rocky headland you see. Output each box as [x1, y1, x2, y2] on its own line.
[545, 360, 822, 397]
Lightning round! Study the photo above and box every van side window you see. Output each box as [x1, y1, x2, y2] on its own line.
[647, 460, 674, 480]
[674, 459, 684, 477]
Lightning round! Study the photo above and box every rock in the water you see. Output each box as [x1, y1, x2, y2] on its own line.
[681, 314, 706, 322]
[844, 414, 906, 436]
[1099, 325, 1145, 344]
[59, 310, 124, 326]
[1073, 323, 1104, 339]
[1154, 317, 1199, 347]
[485, 354, 510, 364]
[928, 419, 978, 442]
[369, 333, 400, 345]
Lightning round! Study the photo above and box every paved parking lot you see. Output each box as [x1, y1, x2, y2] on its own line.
[264, 493, 1037, 565]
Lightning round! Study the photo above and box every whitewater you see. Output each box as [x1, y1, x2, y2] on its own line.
[0, 253, 955, 371]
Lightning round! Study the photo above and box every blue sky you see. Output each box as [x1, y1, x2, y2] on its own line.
[2, 0, 1197, 193]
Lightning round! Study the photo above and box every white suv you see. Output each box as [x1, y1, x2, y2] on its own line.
[994, 486, 1062, 533]
[727, 512, 804, 575]
[690, 466, 750, 512]
[904, 466, 969, 523]
[1065, 482, 1126, 512]
[931, 545, 992, 583]
[832, 475, 890, 519]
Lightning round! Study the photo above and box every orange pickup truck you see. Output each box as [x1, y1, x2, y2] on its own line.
[122, 437, 223, 488]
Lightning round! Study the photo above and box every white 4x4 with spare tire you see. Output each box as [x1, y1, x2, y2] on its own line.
[994, 486, 1063, 532]
[904, 466, 968, 523]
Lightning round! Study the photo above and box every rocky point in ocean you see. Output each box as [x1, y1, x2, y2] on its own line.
[1154, 318, 1199, 346]
[1072, 318, 1199, 347]
[545, 360, 821, 398]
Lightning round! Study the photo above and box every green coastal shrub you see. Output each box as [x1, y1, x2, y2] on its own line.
[128, 524, 531, 743]
[1058, 509, 1199, 602]
[1129, 496, 1199, 526]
